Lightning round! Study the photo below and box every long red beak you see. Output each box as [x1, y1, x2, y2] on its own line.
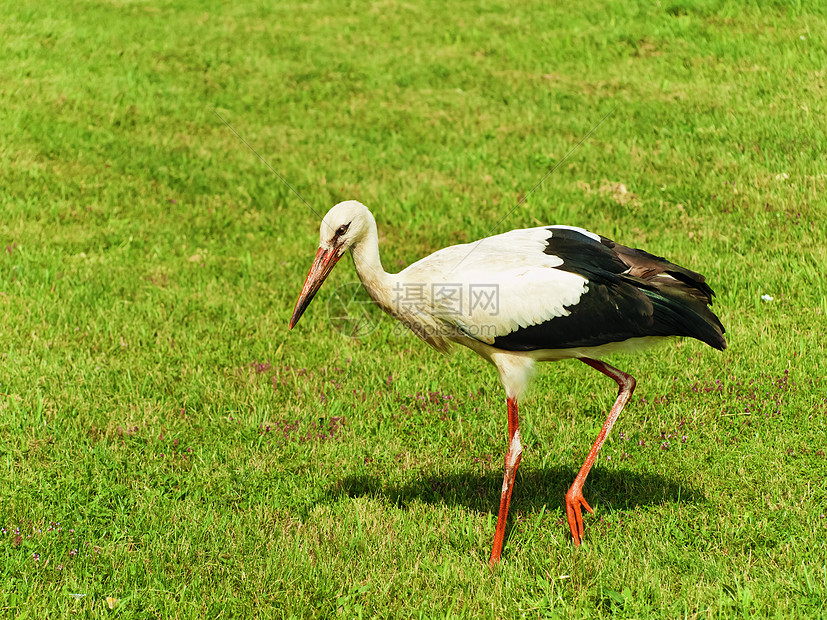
[289, 246, 343, 329]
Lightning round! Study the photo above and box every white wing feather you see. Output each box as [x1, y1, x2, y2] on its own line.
[396, 227, 589, 343]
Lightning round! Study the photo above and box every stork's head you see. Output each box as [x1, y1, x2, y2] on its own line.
[289, 200, 374, 329]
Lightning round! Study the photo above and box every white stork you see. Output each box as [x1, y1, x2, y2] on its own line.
[289, 200, 726, 566]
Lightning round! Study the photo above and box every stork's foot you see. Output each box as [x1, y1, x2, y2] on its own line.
[565, 485, 593, 545]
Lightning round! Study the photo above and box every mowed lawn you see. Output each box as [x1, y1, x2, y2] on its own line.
[2, 0, 826, 617]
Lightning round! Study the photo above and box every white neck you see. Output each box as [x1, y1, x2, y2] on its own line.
[348, 214, 450, 352]
[350, 221, 396, 314]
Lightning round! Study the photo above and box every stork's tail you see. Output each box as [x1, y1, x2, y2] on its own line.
[606, 239, 727, 351]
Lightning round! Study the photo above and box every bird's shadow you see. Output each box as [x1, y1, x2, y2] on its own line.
[326, 465, 704, 521]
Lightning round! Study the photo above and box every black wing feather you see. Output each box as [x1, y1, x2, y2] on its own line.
[492, 228, 726, 352]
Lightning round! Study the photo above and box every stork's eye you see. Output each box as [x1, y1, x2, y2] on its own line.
[335, 224, 349, 237]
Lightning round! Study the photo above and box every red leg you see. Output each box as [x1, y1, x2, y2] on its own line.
[489, 397, 522, 566]
[565, 358, 636, 545]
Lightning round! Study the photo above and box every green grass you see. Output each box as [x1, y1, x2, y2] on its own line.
[2, 0, 826, 617]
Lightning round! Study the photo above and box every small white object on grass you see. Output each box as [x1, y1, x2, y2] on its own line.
[761, 294, 774, 302]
